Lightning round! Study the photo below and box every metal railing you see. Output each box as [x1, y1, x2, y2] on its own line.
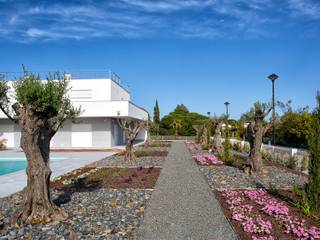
[0, 69, 128, 91]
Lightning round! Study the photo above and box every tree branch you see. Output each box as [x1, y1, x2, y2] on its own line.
[0, 105, 17, 123]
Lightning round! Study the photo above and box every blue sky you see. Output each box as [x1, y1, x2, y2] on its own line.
[0, 0, 319, 119]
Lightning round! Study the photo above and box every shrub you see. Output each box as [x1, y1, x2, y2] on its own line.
[0, 138, 6, 150]
[304, 92, 320, 211]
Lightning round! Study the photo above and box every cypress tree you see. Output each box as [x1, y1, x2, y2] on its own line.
[153, 99, 160, 135]
[305, 91, 320, 211]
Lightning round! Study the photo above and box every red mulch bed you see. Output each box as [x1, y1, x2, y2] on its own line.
[215, 189, 320, 240]
[51, 167, 160, 190]
[142, 141, 172, 148]
[135, 150, 168, 157]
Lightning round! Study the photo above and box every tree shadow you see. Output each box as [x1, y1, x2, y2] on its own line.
[53, 178, 101, 206]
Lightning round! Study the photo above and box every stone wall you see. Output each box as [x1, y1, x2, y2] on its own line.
[229, 138, 310, 174]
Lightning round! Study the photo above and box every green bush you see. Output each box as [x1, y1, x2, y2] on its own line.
[0, 138, 6, 150]
[304, 91, 320, 211]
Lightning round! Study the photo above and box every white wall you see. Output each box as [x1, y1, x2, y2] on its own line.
[0, 78, 147, 121]
[110, 80, 130, 101]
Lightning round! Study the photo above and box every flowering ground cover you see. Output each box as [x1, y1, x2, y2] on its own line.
[193, 155, 223, 166]
[215, 188, 320, 240]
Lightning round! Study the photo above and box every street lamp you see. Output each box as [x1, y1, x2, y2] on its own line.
[207, 112, 211, 117]
[224, 101, 230, 138]
[224, 101, 230, 116]
[267, 73, 279, 145]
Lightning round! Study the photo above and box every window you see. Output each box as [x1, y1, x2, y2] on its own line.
[71, 89, 92, 99]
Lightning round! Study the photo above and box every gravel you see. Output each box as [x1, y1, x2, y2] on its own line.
[134, 141, 237, 240]
[200, 165, 308, 190]
[0, 189, 152, 240]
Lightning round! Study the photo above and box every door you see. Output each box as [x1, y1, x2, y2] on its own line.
[71, 123, 92, 147]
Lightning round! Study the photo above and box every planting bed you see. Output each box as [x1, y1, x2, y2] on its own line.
[89, 152, 167, 168]
[215, 188, 320, 240]
[52, 167, 161, 190]
[142, 141, 172, 148]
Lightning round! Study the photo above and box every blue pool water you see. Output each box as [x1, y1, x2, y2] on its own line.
[0, 157, 66, 176]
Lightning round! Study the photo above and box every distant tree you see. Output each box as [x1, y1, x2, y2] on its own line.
[170, 119, 182, 138]
[153, 99, 160, 135]
[174, 104, 189, 114]
[118, 118, 146, 162]
[0, 69, 79, 224]
[246, 102, 272, 175]
[146, 113, 152, 143]
[193, 124, 204, 144]
[222, 115, 233, 162]
[265, 101, 312, 149]
[159, 104, 207, 136]
[305, 91, 320, 211]
[211, 116, 224, 155]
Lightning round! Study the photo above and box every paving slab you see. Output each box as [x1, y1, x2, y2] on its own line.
[135, 141, 237, 240]
[0, 150, 114, 197]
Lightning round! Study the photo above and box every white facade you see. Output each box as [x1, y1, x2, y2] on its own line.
[0, 76, 148, 148]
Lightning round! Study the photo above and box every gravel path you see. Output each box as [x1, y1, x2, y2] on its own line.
[134, 141, 236, 240]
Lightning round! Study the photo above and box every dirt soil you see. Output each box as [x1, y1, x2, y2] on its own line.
[51, 167, 161, 190]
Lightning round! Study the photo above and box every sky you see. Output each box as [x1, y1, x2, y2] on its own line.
[0, 0, 319, 119]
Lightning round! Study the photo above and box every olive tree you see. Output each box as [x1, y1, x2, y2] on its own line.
[246, 102, 272, 175]
[211, 117, 224, 155]
[0, 70, 79, 224]
[118, 118, 146, 162]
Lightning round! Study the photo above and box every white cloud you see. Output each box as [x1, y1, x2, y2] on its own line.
[0, 0, 319, 41]
[288, 0, 320, 19]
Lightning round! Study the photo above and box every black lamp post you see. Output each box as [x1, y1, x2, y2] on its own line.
[224, 101, 230, 138]
[267, 73, 278, 145]
[224, 101, 230, 116]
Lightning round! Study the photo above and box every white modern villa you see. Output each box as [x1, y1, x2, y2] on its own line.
[0, 71, 148, 149]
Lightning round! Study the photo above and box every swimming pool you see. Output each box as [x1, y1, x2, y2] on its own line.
[0, 157, 66, 176]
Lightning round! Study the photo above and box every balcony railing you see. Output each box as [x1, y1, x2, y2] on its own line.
[0, 69, 128, 91]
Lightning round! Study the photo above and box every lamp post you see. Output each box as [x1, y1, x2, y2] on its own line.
[224, 101, 230, 116]
[224, 101, 230, 138]
[267, 73, 278, 145]
[207, 112, 211, 117]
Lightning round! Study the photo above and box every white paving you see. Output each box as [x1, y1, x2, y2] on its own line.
[0, 150, 114, 197]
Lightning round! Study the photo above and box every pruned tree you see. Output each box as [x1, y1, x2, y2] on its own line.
[146, 114, 153, 143]
[118, 118, 146, 162]
[211, 117, 224, 155]
[170, 119, 182, 138]
[0, 69, 79, 224]
[246, 102, 272, 175]
[192, 124, 204, 144]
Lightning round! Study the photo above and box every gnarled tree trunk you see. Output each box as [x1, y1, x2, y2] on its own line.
[211, 120, 224, 155]
[12, 111, 67, 224]
[118, 118, 146, 162]
[246, 108, 271, 175]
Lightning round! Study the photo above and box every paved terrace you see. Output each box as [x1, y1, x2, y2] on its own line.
[135, 141, 236, 240]
[0, 150, 114, 197]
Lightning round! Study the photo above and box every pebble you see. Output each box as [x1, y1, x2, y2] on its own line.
[0, 189, 152, 239]
[199, 165, 308, 190]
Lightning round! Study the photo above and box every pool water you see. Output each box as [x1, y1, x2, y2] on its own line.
[0, 157, 65, 176]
